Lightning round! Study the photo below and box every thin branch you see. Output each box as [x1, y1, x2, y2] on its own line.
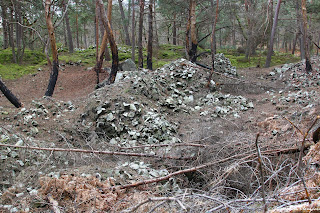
[54, 0, 71, 28]
[9, 21, 45, 44]
[282, 116, 304, 136]
[0, 144, 193, 160]
[118, 142, 207, 150]
[255, 133, 267, 212]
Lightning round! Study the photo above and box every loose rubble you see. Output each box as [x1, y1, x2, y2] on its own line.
[81, 58, 253, 152]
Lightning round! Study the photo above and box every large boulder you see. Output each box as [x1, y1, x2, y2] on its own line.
[120, 59, 137, 71]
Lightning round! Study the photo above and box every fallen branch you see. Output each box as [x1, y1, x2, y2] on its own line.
[118, 151, 254, 190]
[0, 144, 193, 160]
[118, 145, 311, 190]
[255, 133, 267, 212]
[118, 142, 207, 150]
[283, 115, 320, 205]
[122, 196, 186, 213]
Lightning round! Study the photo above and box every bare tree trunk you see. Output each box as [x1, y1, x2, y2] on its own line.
[104, 0, 112, 61]
[83, 22, 87, 49]
[147, 0, 153, 70]
[63, 19, 68, 47]
[0, 77, 22, 108]
[185, 5, 191, 59]
[302, 0, 312, 72]
[153, 0, 159, 48]
[131, 0, 136, 61]
[208, 0, 219, 84]
[118, 0, 131, 46]
[63, 0, 74, 53]
[292, 32, 299, 55]
[128, 0, 131, 24]
[44, 0, 59, 97]
[173, 13, 177, 45]
[75, 1, 80, 49]
[95, 3, 100, 83]
[1, 2, 9, 49]
[138, 0, 145, 68]
[265, 0, 282, 68]
[188, 0, 197, 62]
[10, 8, 17, 63]
[97, 0, 119, 84]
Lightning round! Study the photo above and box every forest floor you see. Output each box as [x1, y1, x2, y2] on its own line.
[1, 56, 320, 212]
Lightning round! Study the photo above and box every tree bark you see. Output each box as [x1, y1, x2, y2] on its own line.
[188, 0, 197, 63]
[153, 0, 159, 48]
[173, 13, 177, 45]
[63, 19, 68, 47]
[83, 22, 87, 49]
[97, 0, 119, 84]
[131, 0, 136, 61]
[10, 7, 17, 63]
[0, 77, 22, 108]
[75, 0, 79, 49]
[63, 0, 74, 53]
[185, 4, 191, 59]
[44, 0, 59, 97]
[147, 0, 153, 70]
[210, 0, 219, 69]
[208, 0, 219, 85]
[104, 0, 112, 61]
[138, 0, 145, 68]
[301, 0, 312, 72]
[128, 0, 131, 25]
[265, 0, 282, 68]
[1, 2, 9, 49]
[292, 32, 299, 55]
[118, 0, 131, 46]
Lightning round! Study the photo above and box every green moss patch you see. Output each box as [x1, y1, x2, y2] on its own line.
[0, 49, 47, 80]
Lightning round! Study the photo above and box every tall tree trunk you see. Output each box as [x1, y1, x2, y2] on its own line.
[14, 0, 22, 63]
[173, 13, 177, 45]
[104, 0, 112, 61]
[63, 19, 68, 47]
[9, 7, 17, 63]
[265, 0, 282, 68]
[138, 0, 145, 68]
[301, 0, 312, 72]
[1, 2, 9, 49]
[83, 22, 87, 49]
[118, 0, 131, 46]
[128, 0, 131, 32]
[292, 32, 299, 55]
[153, 0, 159, 48]
[0, 77, 22, 108]
[95, 2, 100, 83]
[185, 5, 191, 59]
[188, 0, 197, 63]
[97, 0, 119, 84]
[44, 0, 59, 97]
[208, 0, 219, 85]
[63, 0, 74, 53]
[75, 0, 80, 49]
[244, 0, 252, 59]
[131, 0, 136, 61]
[147, 0, 153, 70]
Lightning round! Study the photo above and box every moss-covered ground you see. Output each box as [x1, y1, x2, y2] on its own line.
[0, 45, 300, 80]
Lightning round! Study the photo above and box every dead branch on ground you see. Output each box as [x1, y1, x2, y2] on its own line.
[255, 133, 267, 212]
[0, 144, 193, 160]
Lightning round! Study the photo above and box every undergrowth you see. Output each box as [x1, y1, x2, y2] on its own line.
[0, 45, 300, 80]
